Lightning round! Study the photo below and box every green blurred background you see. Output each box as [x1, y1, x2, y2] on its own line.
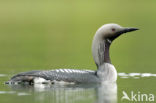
[0, 0, 155, 74]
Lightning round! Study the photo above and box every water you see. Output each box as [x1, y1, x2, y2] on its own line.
[0, 73, 156, 103]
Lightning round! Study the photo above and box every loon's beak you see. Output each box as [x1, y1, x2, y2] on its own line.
[122, 27, 139, 34]
[116, 27, 139, 36]
[109, 27, 139, 41]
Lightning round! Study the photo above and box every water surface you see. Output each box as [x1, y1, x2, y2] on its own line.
[0, 73, 155, 103]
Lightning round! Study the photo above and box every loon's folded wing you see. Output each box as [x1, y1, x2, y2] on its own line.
[7, 69, 99, 84]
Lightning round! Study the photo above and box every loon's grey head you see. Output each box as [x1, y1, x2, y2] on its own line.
[94, 23, 138, 43]
[92, 23, 138, 67]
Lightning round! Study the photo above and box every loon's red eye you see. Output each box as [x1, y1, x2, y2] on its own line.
[112, 28, 115, 31]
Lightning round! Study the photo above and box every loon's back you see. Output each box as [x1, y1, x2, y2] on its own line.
[6, 69, 100, 84]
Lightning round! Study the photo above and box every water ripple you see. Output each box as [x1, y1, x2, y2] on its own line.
[118, 72, 156, 78]
[0, 91, 31, 96]
[0, 91, 15, 94]
[0, 74, 7, 77]
[17, 92, 31, 96]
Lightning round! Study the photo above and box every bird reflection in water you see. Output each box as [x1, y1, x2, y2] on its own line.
[7, 82, 117, 103]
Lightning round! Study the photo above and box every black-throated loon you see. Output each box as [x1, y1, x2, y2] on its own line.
[6, 23, 138, 84]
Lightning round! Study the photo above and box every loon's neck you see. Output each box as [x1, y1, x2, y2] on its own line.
[104, 40, 111, 63]
[92, 36, 117, 82]
[92, 36, 111, 68]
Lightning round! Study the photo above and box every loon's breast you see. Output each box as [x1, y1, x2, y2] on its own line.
[6, 69, 100, 84]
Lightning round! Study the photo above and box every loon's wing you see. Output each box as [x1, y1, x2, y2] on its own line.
[7, 69, 99, 84]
